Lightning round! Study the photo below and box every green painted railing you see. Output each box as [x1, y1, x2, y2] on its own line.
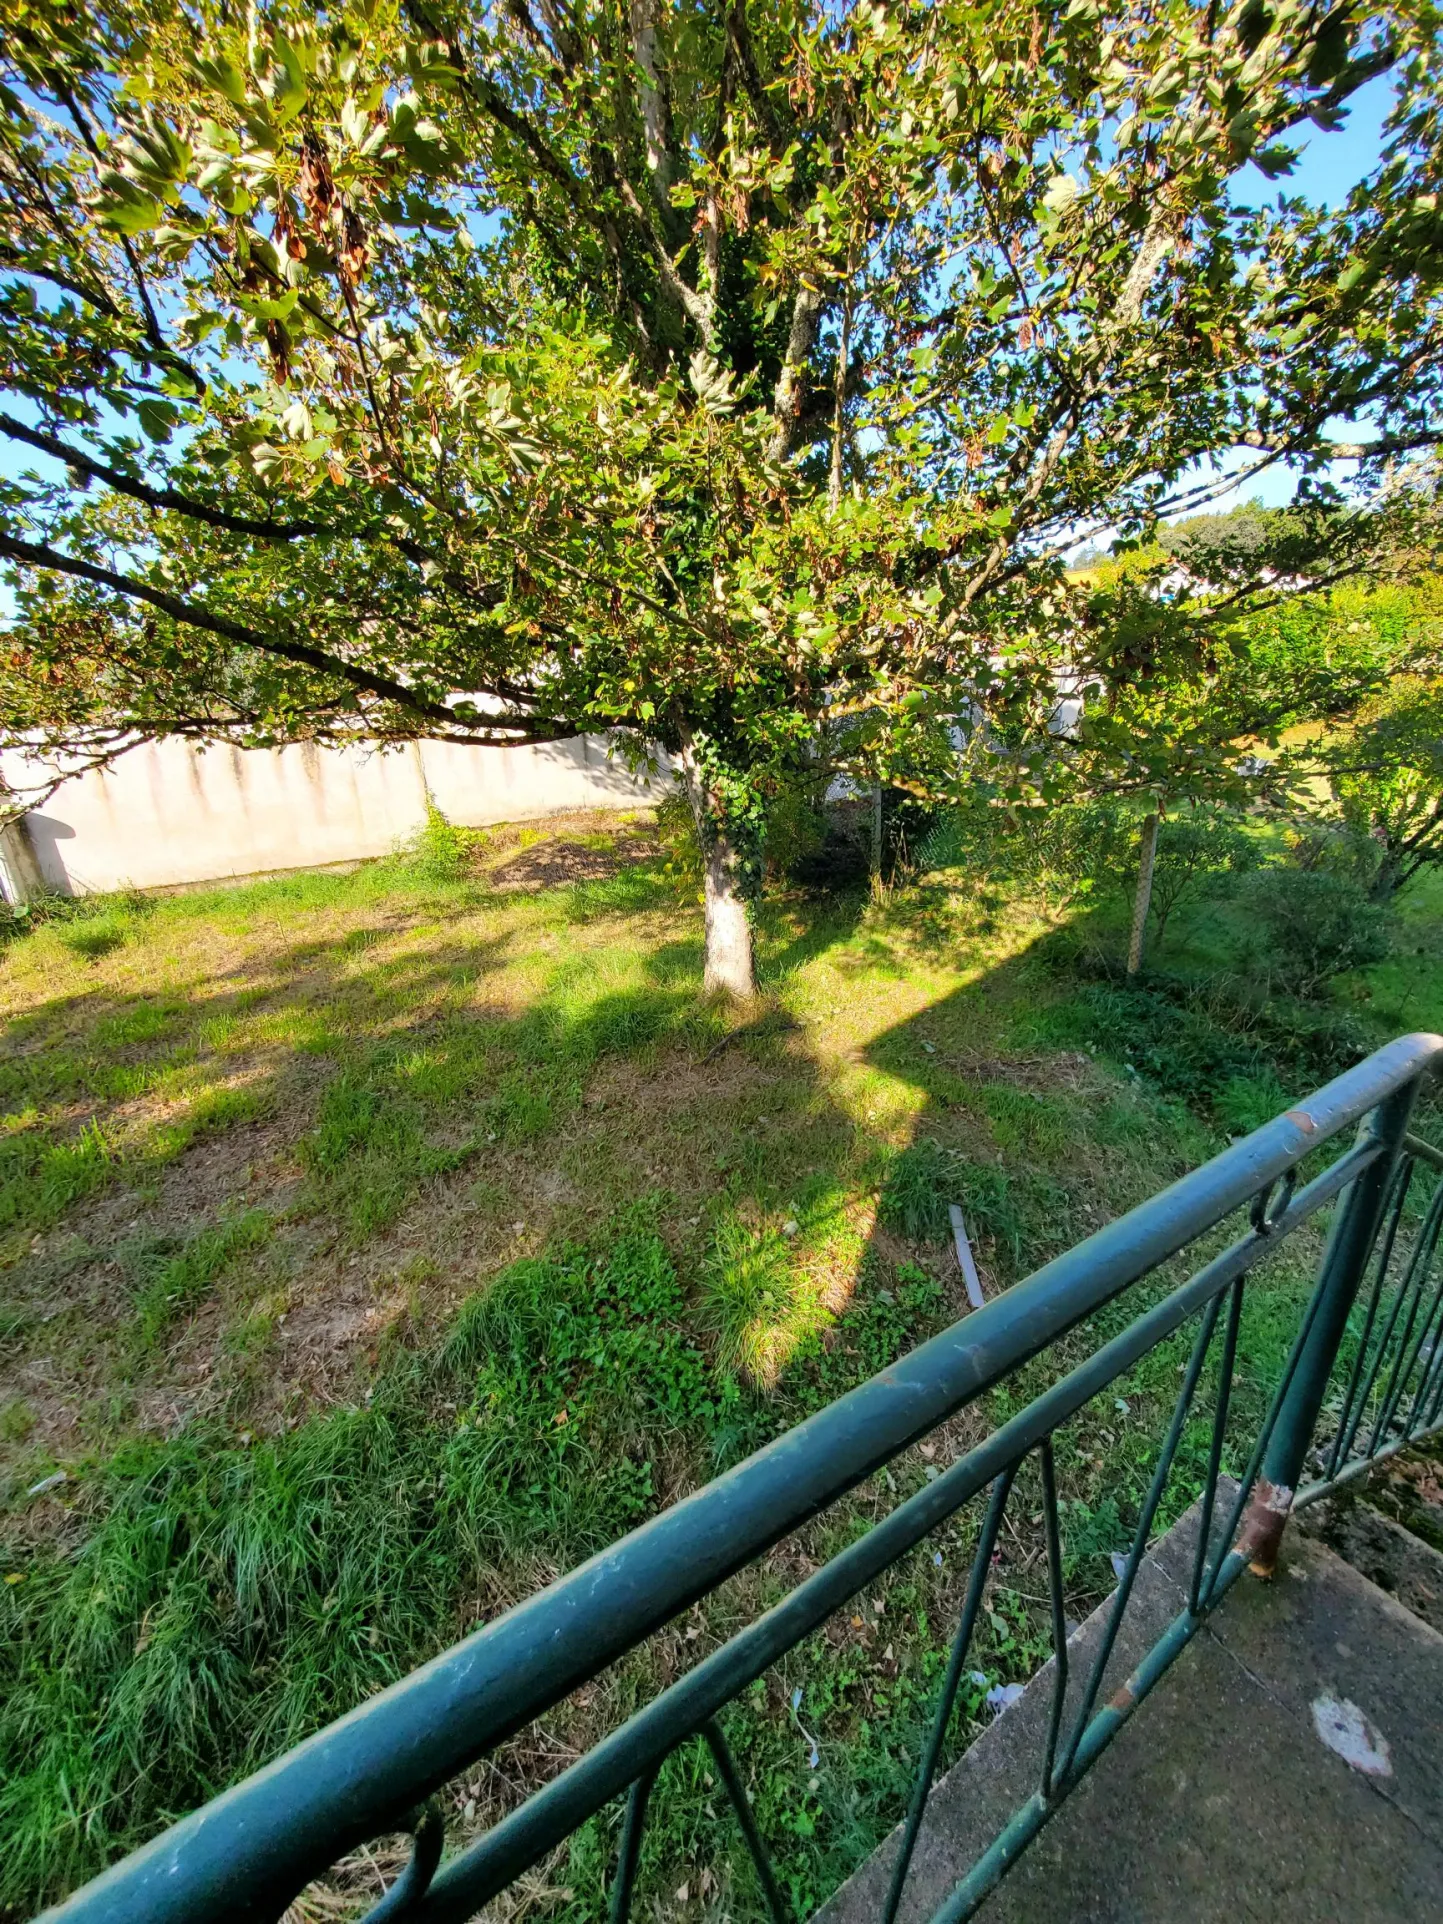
[38, 1032, 1443, 1924]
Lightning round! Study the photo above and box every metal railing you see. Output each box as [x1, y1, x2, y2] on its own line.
[39, 1031, 1443, 1924]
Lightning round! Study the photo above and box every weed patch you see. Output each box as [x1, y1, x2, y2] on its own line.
[0, 1215, 954, 1912]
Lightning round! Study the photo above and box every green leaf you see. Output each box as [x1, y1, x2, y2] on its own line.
[240, 289, 299, 322]
[94, 180, 163, 235]
[136, 399, 179, 443]
[273, 38, 308, 126]
[1252, 143, 1299, 182]
[194, 54, 247, 106]
[1307, 10, 1353, 88]
[340, 98, 370, 148]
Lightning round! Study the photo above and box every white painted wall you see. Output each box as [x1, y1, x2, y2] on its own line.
[0, 734, 664, 899]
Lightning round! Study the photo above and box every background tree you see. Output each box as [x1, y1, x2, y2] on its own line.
[4, 0, 1443, 995]
[1140, 807, 1260, 950]
[1316, 674, 1443, 895]
[1040, 496, 1439, 971]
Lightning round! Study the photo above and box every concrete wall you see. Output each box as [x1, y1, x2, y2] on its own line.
[0, 734, 664, 899]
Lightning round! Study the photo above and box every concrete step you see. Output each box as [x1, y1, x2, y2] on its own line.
[1299, 1494, 1443, 1635]
[818, 1505, 1443, 1924]
[1349, 1431, 1443, 1555]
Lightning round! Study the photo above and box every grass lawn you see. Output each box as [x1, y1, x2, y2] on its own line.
[1, 810, 1438, 1922]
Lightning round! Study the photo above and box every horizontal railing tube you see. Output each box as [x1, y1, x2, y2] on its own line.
[39, 1032, 1443, 1924]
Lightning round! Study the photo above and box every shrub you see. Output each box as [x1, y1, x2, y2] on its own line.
[1239, 867, 1391, 996]
[1288, 821, 1385, 893]
[653, 791, 704, 892]
[1145, 807, 1260, 949]
[398, 806, 477, 883]
[1330, 675, 1443, 898]
[763, 786, 828, 881]
[779, 789, 934, 894]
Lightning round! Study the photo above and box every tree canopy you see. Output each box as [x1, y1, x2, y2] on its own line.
[4, 0, 1443, 988]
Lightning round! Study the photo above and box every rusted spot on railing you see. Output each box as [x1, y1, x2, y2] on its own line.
[1234, 1477, 1294, 1578]
[1284, 1107, 1318, 1136]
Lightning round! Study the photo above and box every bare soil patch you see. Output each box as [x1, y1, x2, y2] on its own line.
[483, 809, 660, 890]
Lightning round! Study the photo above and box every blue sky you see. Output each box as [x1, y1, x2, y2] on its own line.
[1232, 70, 1393, 214]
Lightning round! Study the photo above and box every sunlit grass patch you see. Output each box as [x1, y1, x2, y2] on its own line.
[0, 1119, 115, 1245]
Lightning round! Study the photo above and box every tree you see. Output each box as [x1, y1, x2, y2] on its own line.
[4, 2, 1443, 996]
[1322, 675, 1443, 895]
[1054, 496, 1439, 972]
[1145, 806, 1260, 947]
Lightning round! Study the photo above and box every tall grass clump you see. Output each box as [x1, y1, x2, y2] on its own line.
[701, 1213, 828, 1388]
[0, 1218, 717, 1911]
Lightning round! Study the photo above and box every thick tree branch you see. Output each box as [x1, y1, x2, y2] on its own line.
[629, 0, 679, 208]
[0, 531, 471, 727]
[769, 280, 825, 461]
[0, 413, 329, 541]
[1239, 425, 1443, 461]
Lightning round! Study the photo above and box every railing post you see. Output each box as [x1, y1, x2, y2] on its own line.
[1244, 1078, 1421, 1577]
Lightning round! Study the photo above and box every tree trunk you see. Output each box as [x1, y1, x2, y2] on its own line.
[701, 829, 756, 997]
[1370, 852, 1403, 901]
[678, 740, 758, 999]
[870, 782, 884, 882]
[1127, 811, 1160, 978]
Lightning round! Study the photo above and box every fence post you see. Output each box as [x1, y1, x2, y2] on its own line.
[1244, 1078, 1421, 1576]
